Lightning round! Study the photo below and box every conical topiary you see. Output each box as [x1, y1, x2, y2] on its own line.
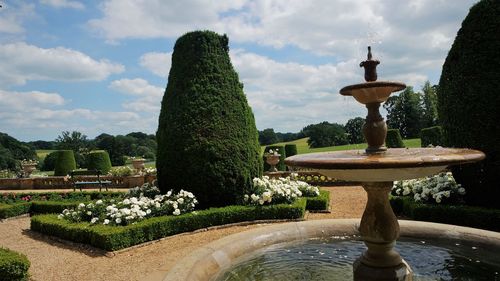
[438, 0, 500, 207]
[156, 31, 262, 208]
[86, 150, 112, 174]
[54, 150, 76, 176]
[385, 129, 404, 148]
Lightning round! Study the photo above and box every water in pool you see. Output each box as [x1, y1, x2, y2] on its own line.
[214, 236, 500, 281]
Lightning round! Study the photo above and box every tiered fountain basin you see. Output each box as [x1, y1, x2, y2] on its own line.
[284, 147, 485, 182]
[163, 219, 500, 281]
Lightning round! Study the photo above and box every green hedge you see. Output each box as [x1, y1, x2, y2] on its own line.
[386, 129, 405, 148]
[30, 201, 82, 215]
[263, 145, 286, 172]
[390, 197, 500, 232]
[0, 248, 30, 281]
[304, 190, 330, 211]
[0, 191, 125, 204]
[31, 199, 306, 251]
[0, 203, 31, 219]
[420, 126, 443, 147]
[86, 151, 112, 174]
[54, 150, 76, 176]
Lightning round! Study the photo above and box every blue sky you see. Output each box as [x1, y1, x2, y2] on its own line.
[0, 0, 476, 141]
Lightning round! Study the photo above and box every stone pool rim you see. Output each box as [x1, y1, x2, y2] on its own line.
[162, 219, 500, 281]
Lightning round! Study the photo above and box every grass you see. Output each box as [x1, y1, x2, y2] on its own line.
[261, 137, 421, 155]
[36, 149, 56, 161]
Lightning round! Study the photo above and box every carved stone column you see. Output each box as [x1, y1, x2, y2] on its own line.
[353, 181, 412, 281]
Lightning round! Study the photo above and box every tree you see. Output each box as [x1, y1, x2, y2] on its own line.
[344, 117, 365, 144]
[156, 31, 262, 208]
[0, 132, 36, 170]
[305, 122, 348, 148]
[421, 81, 438, 128]
[438, 0, 500, 207]
[258, 128, 279, 145]
[55, 131, 89, 168]
[384, 87, 423, 138]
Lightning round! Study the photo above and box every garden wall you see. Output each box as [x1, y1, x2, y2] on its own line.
[0, 175, 156, 190]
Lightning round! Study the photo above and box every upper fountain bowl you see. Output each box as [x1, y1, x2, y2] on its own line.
[340, 81, 406, 104]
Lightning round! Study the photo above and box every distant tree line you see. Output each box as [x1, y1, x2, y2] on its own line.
[259, 81, 438, 149]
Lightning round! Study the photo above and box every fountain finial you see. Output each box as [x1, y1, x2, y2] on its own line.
[359, 46, 380, 82]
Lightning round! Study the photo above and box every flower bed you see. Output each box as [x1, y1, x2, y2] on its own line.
[0, 247, 30, 281]
[390, 196, 500, 232]
[304, 189, 330, 211]
[31, 199, 307, 251]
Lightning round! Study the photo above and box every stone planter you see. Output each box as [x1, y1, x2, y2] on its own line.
[265, 154, 281, 172]
[21, 163, 37, 177]
[131, 158, 145, 171]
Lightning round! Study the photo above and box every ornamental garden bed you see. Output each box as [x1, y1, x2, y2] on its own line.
[0, 247, 30, 281]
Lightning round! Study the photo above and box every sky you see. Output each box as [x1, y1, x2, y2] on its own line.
[0, 0, 477, 141]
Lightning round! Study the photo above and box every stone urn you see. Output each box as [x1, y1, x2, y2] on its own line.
[21, 163, 37, 177]
[131, 158, 145, 171]
[265, 154, 281, 172]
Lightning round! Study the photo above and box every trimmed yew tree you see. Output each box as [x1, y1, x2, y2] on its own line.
[438, 0, 500, 207]
[156, 31, 262, 208]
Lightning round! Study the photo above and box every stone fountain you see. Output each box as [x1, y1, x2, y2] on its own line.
[284, 47, 485, 281]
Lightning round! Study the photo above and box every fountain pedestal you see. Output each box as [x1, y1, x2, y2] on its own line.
[354, 181, 412, 281]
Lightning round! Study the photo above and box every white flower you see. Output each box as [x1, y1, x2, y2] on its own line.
[86, 211, 92, 216]
[91, 217, 99, 224]
[57, 214, 64, 219]
[103, 219, 110, 225]
[458, 187, 466, 195]
[115, 218, 122, 224]
[173, 209, 181, 216]
[96, 200, 103, 205]
[78, 203, 85, 209]
[177, 198, 184, 204]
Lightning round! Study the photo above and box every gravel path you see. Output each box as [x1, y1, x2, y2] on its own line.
[0, 185, 366, 281]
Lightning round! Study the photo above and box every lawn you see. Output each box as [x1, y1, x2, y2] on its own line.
[36, 149, 56, 161]
[261, 137, 421, 155]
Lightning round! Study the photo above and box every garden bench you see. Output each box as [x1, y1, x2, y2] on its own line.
[70, 170, 111, 192]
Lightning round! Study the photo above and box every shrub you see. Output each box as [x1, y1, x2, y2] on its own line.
[0, 203, 31, 219]
[31, 199, 306, 251]
[156, 31, 262, 208]
[41, 151, 60, 171]
[127, 183, 160, 198]
[385, 129, 404, 148]
[392, 172, 465, 204]
[108, 166, 134, 177]
[30, 201, 81, 215]
[0, 248, 30, 281]
[53, 150, 76, 176]
[438, 0, 500, 208]
[86, 151, 112, 174]
[245, 176, 319, 206]
[420, 126, 443, 147]
[390, 197, 500, 232]
[0, 191, 125, 204]
[305, 189, 330, 211]
[263, 145, 286, 172]
[285, 144, 297, 170]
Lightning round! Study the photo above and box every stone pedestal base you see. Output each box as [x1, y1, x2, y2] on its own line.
[353, 258, 413, 281]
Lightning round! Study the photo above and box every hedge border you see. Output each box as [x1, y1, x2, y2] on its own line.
[305, 190, 330, 211]
[0, 203, 31, 220]
[30, 199, 307, 251]
[0, 248, 30, 281]
[390, 196, 500, 232]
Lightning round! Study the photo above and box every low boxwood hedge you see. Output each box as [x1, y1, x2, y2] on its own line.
[390, 196, 500, 232]
[0, 203, 31, 219]
[305, 190, 330, 211]
[0, 191, 125, 204]
[31, 199, 307, 251]
[30, 201, 82, 215]
[0, 248, 30, 281]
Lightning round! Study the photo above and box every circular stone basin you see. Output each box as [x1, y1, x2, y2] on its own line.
[284, 148, 485, 182]
[163, 220, 500, 281]
[339, 81, 406, 104]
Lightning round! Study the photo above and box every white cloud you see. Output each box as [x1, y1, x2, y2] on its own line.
[0, 42, 124, 86]
[139, 52, 172, 77]
[109, 78, 163, 112]
[40, 0, 85, 10]
[0, 89, 146, 141]
[0, 3, 35, 34]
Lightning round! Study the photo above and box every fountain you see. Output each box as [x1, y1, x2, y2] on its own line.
[284, 47, 485, 280]
[162, 48, 491, 281]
